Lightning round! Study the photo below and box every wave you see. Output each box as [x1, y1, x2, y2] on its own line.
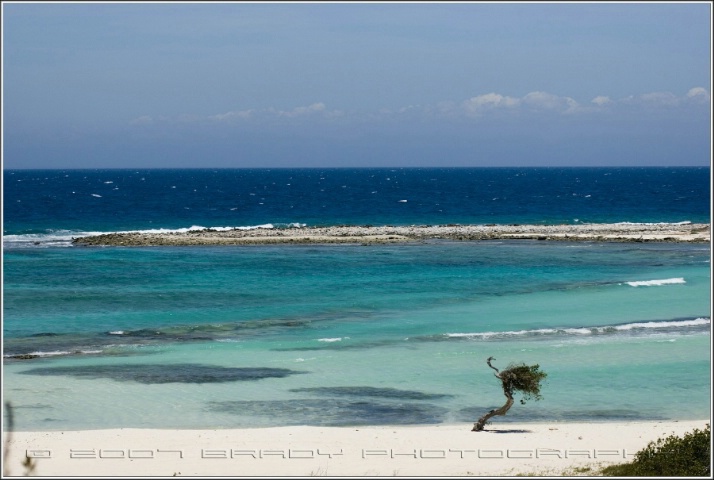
[2, 223, 308, 248]
[625, 277, 686, 287]
[440, 317, 710, 341]
[4, 349, 104, 359]
[605, 221, 692, 226]
[5, 317, 709, 359]
[2, 230, 107, 249]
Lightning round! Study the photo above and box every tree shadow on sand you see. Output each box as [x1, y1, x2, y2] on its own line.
[480, 428, 533, 433]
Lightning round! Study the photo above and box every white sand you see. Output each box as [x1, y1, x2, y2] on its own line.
[4, 420, 709, 477]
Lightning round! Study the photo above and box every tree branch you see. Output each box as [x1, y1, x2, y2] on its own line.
[486, 356, 501, 378]
[473, 390, 514, 431]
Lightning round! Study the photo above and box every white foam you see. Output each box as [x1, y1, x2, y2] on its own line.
[119, 223, 304, 235]
[317, 337, 349, 342]
[626, 277, 686, 287]
[613, 318, 710, 330]
[91, 194, 102, 197]
[3, 351, 67, 358]
[4, 349, 102, 358]
[2, 230, 107, 249]
[3, 224, 302, 249]
[606, 221, 692, 226]
[445, 318, 710, 339]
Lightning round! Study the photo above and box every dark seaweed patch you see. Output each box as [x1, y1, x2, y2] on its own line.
[10, 403, 54, 410]
[3, 318, 316, 360]
[290, 386, 453, 400]
[141, 317, 313, 339]
[19, 363, 306, 384]
[207, 399, 447, 426]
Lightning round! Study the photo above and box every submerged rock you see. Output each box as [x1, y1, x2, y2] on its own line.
[207, 399, 447, 426]
[19, 363, 307, 384]
[5, 354, 41, 360]
[290, 386, 453, 400]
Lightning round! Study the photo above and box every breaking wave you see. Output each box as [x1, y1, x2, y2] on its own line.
[625, 277, 686, 287]
[441, 317, 710, 341]
[2, 224, 308, 248]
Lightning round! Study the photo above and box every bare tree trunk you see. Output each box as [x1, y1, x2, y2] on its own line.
[472, 387, 514, 431]
[473, 356, 514, 432]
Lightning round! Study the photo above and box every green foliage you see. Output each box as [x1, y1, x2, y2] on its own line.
[500, 363, 547, 404]
[601, 423, 710, 477]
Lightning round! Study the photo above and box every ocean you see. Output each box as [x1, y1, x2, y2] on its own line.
[2, 167, 711, 431]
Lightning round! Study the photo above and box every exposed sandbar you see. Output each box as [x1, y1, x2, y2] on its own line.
[72, 223, 711, 246]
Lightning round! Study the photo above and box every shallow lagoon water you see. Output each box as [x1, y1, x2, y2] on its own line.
[3, 241, 710, 430]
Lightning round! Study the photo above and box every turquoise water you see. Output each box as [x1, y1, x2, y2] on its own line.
[3, 241, 711, 430]
[2, 168, 711, 430]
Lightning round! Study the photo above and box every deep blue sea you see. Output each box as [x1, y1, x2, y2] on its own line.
[2, 167, 711, 431]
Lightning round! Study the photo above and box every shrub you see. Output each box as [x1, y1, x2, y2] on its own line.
[601, 423, 710, 477]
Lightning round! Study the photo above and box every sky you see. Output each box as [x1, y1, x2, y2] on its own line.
[1, 1, 712, 169]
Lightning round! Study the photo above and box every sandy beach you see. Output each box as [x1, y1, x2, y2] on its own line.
[3, 420, 709, 477]
[72, 222, 711, 247]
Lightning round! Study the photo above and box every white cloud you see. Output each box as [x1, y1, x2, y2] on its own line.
[268, 102, 344, 119]
[637, 91, 680, 107]
[452, 87, 707, 119]
[591, 96, 612, 106]
[686, 87, 711, 103]
[277, 102, 327, 118]
[130, 88, 709, 128]
[452, 91, 579, 117]
[522, 91, 580, 113]
[462, 93, 520, 115]
[209, 109, 254, 121]
[618, 90, 704, 108]
[133, 102, 342, 125]
[267, 102, 342, 119]
[398, 104, 423, 114]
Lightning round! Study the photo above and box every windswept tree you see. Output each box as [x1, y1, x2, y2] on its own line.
[472, 356, 547, 432]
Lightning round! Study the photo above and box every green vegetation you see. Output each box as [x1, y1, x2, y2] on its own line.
[472, 357, 547, 431]
[600, 423, 710, 477]
[498, 362, 547, 405]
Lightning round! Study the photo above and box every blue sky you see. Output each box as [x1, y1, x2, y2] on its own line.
[2, 2, 711, 168]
